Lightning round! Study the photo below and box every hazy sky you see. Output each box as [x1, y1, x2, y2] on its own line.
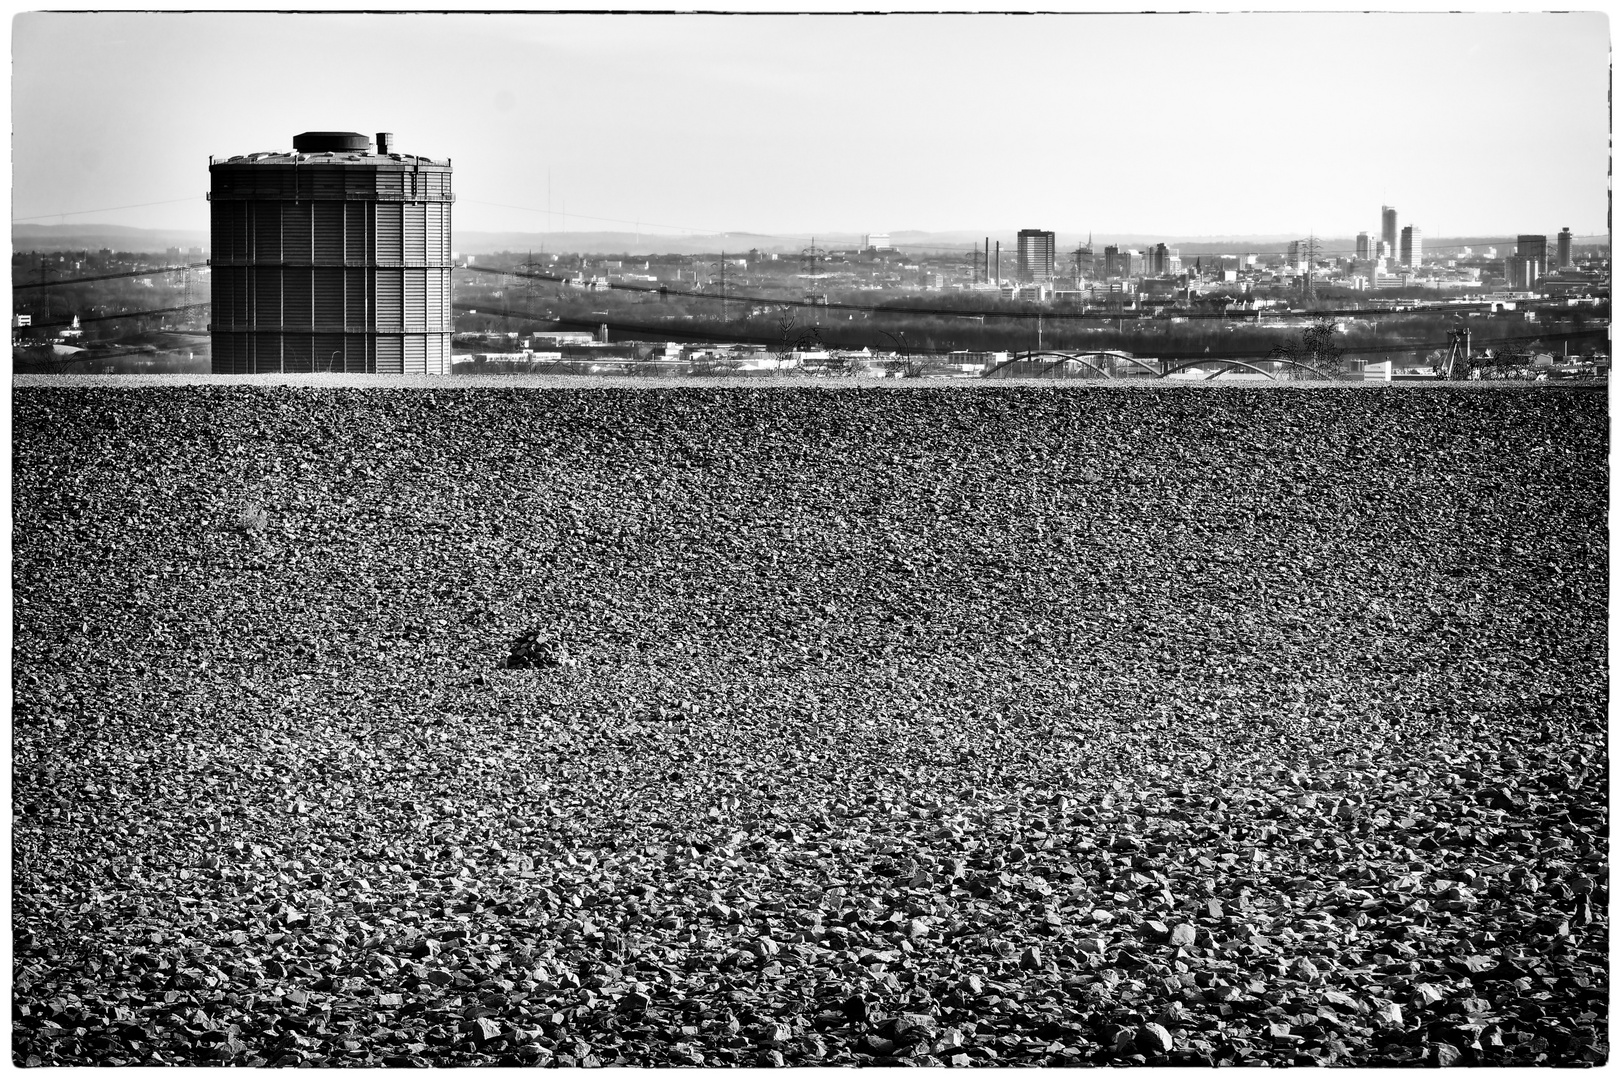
[12, 10, 1611, 242]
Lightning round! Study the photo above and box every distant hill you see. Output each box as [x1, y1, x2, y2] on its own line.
[454, 230, 1351, 257]
[452, 231, 826, 257]
[14, 223, 209, 254]
[884, 231, 1313, 253]
[453, 231, 1327, 257]
[454, 229, 1606, 258]
[16, 221, 1603, 259]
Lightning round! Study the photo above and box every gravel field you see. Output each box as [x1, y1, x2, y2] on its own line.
[9, 372, 1560, 390]
[12, 384, 1608, 1066]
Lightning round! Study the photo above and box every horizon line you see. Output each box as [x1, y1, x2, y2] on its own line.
[13, 221, 1606, 242]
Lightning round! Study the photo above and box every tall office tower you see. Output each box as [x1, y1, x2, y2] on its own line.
[209, 130, 455, 374]
[1517, 233, 1548, 260]
[1356, 232, 1374, 261]
[1017, 229, 1057, 281]
[1381, 206, 1398, 257]
[1556, 227, 1573, 268]
[1103, 244, 1121, 277]
[1400, 226, 1422, 268]
[1287, 240, 1303, 270]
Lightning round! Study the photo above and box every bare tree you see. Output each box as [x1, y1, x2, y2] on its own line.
[773, 310, 824, 370]
[1268, 318, 1345, 380]
[876, 330, 926, 377]
[1476, 343, 1533, 380]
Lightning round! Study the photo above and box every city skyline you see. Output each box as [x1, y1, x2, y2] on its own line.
[12, 11, 1610, 240]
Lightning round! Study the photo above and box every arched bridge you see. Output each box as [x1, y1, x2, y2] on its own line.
[984, 350, 1157, 379]
[984, 350, 1337, 381]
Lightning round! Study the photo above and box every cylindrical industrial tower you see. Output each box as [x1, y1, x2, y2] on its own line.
[208, 131, 454, 374]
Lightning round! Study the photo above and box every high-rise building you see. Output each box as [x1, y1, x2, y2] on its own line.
[1148, 243, 1180, 276]
[209, 130, 454, 374]
[1073, 235, 1095, 280]
[1017, 229, 1057, 281]
[1518, 233, 1548, 261]
[1381, 206, 1398, 258]
[1356, 232, 1374, 261]
[1400, 226, 1421, 268]
[1103, 245, 1121, 277]
[1557, 227, 1573, 268]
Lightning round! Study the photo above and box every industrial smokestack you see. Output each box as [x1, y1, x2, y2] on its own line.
[376, 132, 394, 154]
[995, 242, 1000, 286]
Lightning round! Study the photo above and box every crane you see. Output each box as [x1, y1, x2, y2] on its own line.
[1438, 327, 1473, 380]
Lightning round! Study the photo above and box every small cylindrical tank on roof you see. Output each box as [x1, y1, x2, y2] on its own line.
[376, 132, 394, 155]
[292, 131, 373, 153]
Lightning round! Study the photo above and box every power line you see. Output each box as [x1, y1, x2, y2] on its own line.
[458, 200, 821, 247]
[461, 263, 1603, 324]
[12, 263, 210, 290]
[453, 298, 1606, 361]
[20, 266, 1591, 335]
[10, 184, 1594, 258]
[1066, 238, 1549, 261]
[18, 348, 196, 364]
[1124, 327, 1607, 363]
[455, 212, 1563, 261]
[24, 303, 207, 330]
[12, 196, 206, 223]
[452, 302, 772, 347]
[27, 297, 1601, 360]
